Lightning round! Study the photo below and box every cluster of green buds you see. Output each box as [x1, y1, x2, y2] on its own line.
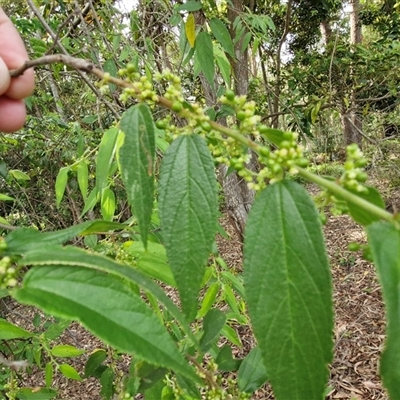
[154, 69, 184, 106]
[314, 144, 369, 218]
[220, 90, 261, 134]
[0, 256, 17, 288]
[260, 130, 308, 183]
[339, 143, 368, 192]
[118, 64, 158, 103]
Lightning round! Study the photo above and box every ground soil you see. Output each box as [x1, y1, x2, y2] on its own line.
[1, 183, 397, 399]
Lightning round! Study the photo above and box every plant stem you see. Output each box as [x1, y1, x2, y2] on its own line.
[10, 55, 395, 224]
[298, 167, 394, 222]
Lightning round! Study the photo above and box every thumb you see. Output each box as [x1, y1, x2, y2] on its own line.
[0, 56, 10, 96]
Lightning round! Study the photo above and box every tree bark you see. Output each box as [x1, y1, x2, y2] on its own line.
[342, 0, 363, 147]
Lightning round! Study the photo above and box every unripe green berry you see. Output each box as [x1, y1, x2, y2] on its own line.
[236, 111, 246, 121]
[126, 63, 136, 73]
[225, 89, 235, 101]
[356, 172, 367, 182]
[171, 101, 182, 112]
[259, 147, 270, 156]
[155, 120, 167, 129]
[201, 121, 212, 132]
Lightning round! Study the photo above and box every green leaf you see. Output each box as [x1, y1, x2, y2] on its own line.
[104, 59, 118, 92]
[51, 344, 85, 358]
[100, 367, 114, 400]
[124, 241, 176, 286]
[59, 363, 82, 381]
[4, 221, 125, 256]
[367, 222, 400, 399]
[175, 1, 202, 12]
[44, 319, 71, 341]
[346, 186, 385, 226]
[45, 362, 53, 387]
[238, 346, 268, 393]
[0, 193, 14, 201]
[84, 349, 107, 378]
[15, 388, 57, 400]
[209, 18, 235, 58]
[176, 374, 201, 399]
[195, 32, 215, 90]
[14, 263, 198, 383]
[18, 245, 200, 359]
[81, 187, 99, 216]
[0, 159, 8, 178]
[241, 32, 252, 54]
[80, 220, 127, 235]
[136, 362, 168, 392]
[9, 169, 30, 181]
[215, 345, 240, 372]
[159, 134, 218, 320]
[221, 324, 242, 347]
[185, 13, 196, 48]
[120, 104, 156, 248]
[55, 167, 69, 207]
[200, 309, 226, 352]
[214, 45, 231, 87]
[144, 379, 166, 399]
[0, 318, 32, 339]
[101, 188, 116, 221]
[244, 180, 333, 400]
[259, 127, 286, 146]
[77, 160, 88, 200]
[197, 282, 219, 319]
[96, 127, 119, 193]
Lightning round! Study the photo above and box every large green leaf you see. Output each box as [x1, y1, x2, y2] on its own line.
[194, 32, 215, 90]
[244, 180, 333, 400]
[13, 265, 198, 383]
[18, 245, 200, 355]
[119, 104, 156, 248]
[209, 18, 235, 58]
[159, 134, 218, 320]
[4, 221, 126, 255]
[368, 222, 400, 399]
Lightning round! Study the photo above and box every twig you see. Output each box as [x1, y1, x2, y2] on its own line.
[0, 223, 18, 231]
[9, 54, 396, 224]
[10, 54, 94, 77]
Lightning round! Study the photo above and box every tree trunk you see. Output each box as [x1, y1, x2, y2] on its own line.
[341, 0, 363, 147]
[196, 0, 256, 239]
[320, 20, 332, 45]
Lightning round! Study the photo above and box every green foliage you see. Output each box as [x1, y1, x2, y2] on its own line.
[159, 134, 218, 320]
[119, 104, 156, 247]
[244, 180, 333, 399]
[2, 1, 400, 399]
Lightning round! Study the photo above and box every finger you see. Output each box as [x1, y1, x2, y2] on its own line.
[0, 57, 10, 95]
[0, 97, 27, 132]
[0, 8, 34, 99]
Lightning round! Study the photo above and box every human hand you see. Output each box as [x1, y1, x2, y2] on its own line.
[0, 7, 34, 132]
